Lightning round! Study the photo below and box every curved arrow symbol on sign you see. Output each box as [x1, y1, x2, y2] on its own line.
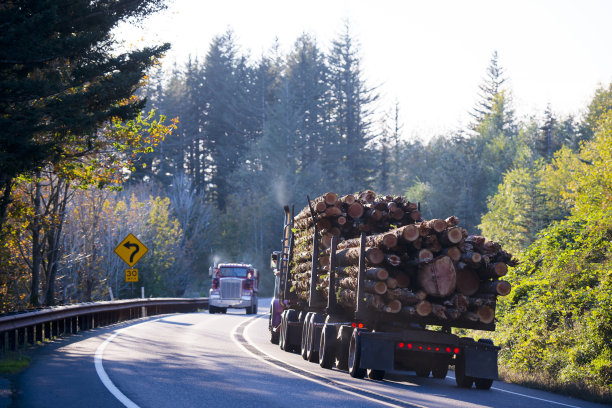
[123, 242, 140, 263]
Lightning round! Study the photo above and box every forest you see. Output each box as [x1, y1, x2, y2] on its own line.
[1, 1, 610, 400]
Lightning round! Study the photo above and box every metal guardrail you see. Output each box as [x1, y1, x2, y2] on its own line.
[0, 297, 208, 352]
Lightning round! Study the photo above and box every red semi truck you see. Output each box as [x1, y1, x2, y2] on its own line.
[209, 263, 259, 314]
[269, 204, 499, 389]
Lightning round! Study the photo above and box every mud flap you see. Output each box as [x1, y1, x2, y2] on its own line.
[359, 333, 395, 371]
[463, 343, 498, 380]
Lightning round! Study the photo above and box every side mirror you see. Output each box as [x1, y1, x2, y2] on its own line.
[270, 252, 279, 269]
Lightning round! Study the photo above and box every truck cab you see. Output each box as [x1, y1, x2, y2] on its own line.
[208, 263, 258, 314]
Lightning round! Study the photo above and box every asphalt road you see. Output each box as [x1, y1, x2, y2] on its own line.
[13, 299, 607, 408]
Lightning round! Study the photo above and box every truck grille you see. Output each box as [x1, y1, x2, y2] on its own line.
[220, 278, 242, 299]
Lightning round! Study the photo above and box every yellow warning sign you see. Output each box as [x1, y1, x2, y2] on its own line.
[114, 233, 148, 267]
[125, 268, 139, 282]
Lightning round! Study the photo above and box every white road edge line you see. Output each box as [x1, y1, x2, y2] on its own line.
[446, 375, 585, 408]
[232, 315, 428, 408]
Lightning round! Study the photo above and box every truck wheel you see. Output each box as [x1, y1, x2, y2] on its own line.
[221, 308, 227, 314]
[432, 365, 448, 379]
[475, 378, 494, 390]
[208, 305, 216, 314]
[336, 325, 351, 371]
[285, 309, 299, 352]
[253, 301, 258, 314]
[307, 313, 324, 362]
[348, 329, 366, 379]
[455, 354, 474, 388]
[279, 311, 287, 350]
[367, 369, 385, 381]
[319, 324, 336, 369]
[415, 367, 430, 378]
[301, 313, 313, 360]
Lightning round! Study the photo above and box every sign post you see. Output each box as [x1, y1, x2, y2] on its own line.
[114, 234, 148, 298]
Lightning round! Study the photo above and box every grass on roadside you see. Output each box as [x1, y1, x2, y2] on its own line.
[498, 366, 612, 405]
[0, 353, 30, 375]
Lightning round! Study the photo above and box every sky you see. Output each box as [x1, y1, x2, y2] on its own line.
[116, 0, 612, 141]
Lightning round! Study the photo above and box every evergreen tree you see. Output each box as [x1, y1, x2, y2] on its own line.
[328, 23, 378, 192]
[0, 0, 170, 226]
[470, 50, 506, 128]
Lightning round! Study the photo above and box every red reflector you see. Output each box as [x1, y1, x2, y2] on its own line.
[435, 347, 440, 351]
[454, 348, 460, 354]
[427, 347, 431, 351]
[358, 323, 364, 329]
[408, 343, 413, 349]
[351, 322, 356, 328]
[445, 347, 451, 353]
[418, 346, 423, 350]
[399, 342, 405, 348]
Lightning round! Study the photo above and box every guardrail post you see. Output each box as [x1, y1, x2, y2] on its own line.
[26, 326, 34, 345]
[44, 321, 51, 340]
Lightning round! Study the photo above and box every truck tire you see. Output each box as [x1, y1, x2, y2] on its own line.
[367, 369, 385, 381]
[253, 300, 258, 314]
[319, 324, 336, 369]
[285, 309, 299, 352]
[431, 365, 448, 379]
[279, 311, 287, 350]
[454, 353, 474, 388]
[301, 313, 313, 360]
[473, 339, 494, 390]
[348, 329, 366, 379]
[268, 309, 279, 344]
[208, 305, 216, 314]
[307, 313, 325, 362]
[415, 367, 430, 378]
[336, 325, 351, 371]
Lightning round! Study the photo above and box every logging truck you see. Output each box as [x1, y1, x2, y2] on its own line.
[269, 193, 506, 389]
[208, 263, 259, 314]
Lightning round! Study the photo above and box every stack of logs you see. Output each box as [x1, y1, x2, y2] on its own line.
[289, 191, 517, 327]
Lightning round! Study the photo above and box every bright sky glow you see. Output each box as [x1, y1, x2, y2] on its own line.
[116, 0, 612, 141]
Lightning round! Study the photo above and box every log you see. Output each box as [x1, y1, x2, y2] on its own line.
[463, 312, 480, 322]
[418, 248, 434, 263]
[446, 308, 461, 320]
[400, 224, 420, 242]
[461, 251, 482, 265]
[455, 267, 480, 296]
[386, 288, 421, 305]
[347, 202, 364, 218]
[358, 190, 377, 204]
[409, 210, 421, 221]
[340, 194, 356, 205]
[383, 299, 402, 314]
[445, 216, 459, 227]
[425, 219, 447, 233]
[385, 254, 401, 267]
[365, 280, 388, 295]
[441, 246, 462, 262]
[443, 294, 469, 312]
[393, 272, 411, 288]
[432, 304, 448, 320]
[416, 300, 432, 316]
[337, 232, 398, 250]
[386, 277, 397, 289]
[439, 227, 464, 246]
[477, 305, 495, 324]
[335, 246, 384, 266]
[479, 262, 509, 279]
[479, 280, 511, 296]
[336, 266, 389, 281]
[417, 256, 456, 297]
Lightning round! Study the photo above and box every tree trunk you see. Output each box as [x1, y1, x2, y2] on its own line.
[417, 256, 456, 297]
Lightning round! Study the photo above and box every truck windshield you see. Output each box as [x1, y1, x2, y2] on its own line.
[219, 267, 248, 277]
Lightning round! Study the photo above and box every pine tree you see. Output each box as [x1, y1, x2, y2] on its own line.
[470, 50, 506, 127]
[327, 23, 378, 192]
[0, 0, 170, 226]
